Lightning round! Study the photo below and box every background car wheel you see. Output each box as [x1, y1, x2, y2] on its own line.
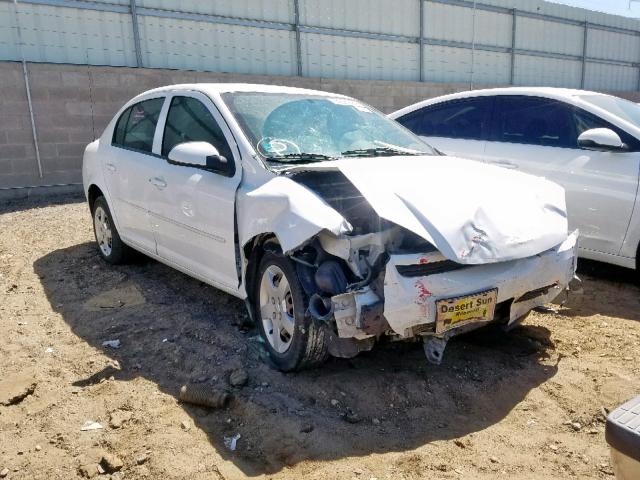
[254, 250, 329, 371]
[91, 196, 131, 265]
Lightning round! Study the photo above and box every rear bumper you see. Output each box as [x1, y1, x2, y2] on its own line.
[382, 230, 579, 337]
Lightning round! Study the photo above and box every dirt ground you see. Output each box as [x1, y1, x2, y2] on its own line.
[1, 194, 639, 480]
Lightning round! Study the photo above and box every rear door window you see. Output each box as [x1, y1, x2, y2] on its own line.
[396, 97, 493, 140]
[490, 96, 575, 148]
[112, 97, 164, 153]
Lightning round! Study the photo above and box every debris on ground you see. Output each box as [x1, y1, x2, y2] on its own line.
[178, 384, 231, 409]
[80, 421, 103, 431]
[224, 433, 241, 451]
[101, 339, 121, 349]
[228, 369, 249, 388]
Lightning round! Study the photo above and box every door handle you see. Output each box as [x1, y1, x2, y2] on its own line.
[105, 163, 116, 172]
[149, 177, 167, 189]
[488, 160, 518, 169]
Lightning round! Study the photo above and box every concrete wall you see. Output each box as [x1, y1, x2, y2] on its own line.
[4, 0, 640, 90]
[2, 60, 640, 195]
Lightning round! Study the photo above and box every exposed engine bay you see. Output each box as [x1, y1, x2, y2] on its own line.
[240, 155, 579, 364]
[278, 169, 579, 363]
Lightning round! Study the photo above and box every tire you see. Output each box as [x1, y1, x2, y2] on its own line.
[253, 250, 329, 371]
[91, 196, 132, 265]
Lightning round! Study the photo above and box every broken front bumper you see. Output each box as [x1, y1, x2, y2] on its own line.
[381, 230, 579, 337]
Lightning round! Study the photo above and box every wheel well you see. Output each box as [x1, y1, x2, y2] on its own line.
[87, 184, 104, 212]
[243, 234, 281, 303]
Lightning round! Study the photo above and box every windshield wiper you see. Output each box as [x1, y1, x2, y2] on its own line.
[265, 152, 335, 163]
[340, 146, 422, 157]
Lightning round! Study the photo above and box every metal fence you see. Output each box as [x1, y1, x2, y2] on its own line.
[2, 0, 640, 90]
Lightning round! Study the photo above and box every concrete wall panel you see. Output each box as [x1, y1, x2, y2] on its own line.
[301, 33, 419, 81]
[14, 4, 137, 67]
[0, 62, 40, 189]
[515, 16, 583, 56]
[514, 54, 581, 87]
[584, 62, 638, 92]
[139, 16, 297, 76]
[138, 0, 294, 23]
[586, 28, 640, 63]
[300, 0, 419, 37]
[424, 3, 512, 48]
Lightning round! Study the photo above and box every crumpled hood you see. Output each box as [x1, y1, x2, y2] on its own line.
[334, 155, 568, 264]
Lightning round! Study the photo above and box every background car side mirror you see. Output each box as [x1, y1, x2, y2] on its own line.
[167, 141, 235, 177]
[577, 128, 627, 152]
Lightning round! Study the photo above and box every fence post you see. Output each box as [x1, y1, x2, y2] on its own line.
[293, 0, 303, 76]
[419, 0, 425, 82]
[130, 0, 143, 67]
[13, 1, 43, 179]
[510, 8, 516, 85]
[581, 21, 588, 88]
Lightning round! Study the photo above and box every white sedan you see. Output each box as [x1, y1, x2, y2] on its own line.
[83, 84, 577, 371]
[391, 87, 640, 271]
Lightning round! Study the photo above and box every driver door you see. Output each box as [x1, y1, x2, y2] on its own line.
[149, 92, 242, 289]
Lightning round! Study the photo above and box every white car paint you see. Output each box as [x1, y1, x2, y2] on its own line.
[390, 87, 640, 270]
[83, 83, 578, 358]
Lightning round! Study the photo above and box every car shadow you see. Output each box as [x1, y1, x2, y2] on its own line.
[559, 259, 640, 321]
[34, 242, 559, 476]
[0, 192, 84, 215]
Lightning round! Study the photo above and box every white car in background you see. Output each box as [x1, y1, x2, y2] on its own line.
[391, 88, 640, 271]
[83, 84, 577, 371]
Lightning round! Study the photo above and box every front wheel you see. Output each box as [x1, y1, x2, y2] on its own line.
[254, 251, 328, 371]
[91, 196, 132, 264]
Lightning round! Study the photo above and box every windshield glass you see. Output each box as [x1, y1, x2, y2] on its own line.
[578, 95, 640, 129]
[222, 92, 434, 163]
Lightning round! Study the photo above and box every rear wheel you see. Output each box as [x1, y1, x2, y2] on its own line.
[254, 250, 328, 371]
[91, 196, 131, 264]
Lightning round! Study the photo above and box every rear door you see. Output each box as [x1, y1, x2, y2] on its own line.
[102, 96, 165, 253]
[395, 97, 493, 161]
[484, 95, 640, 256]
[149, 92, 242, 289]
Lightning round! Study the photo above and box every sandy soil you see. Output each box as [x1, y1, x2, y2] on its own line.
[1, 194, 639, 480]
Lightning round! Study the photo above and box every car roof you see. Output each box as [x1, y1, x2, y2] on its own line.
[139, 83, 349, 99]
[390, 87, 609, 118]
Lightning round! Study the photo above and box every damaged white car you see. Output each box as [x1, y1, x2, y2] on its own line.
[83, 84, 578, 371]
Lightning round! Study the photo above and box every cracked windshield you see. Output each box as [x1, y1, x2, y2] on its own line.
[223, 92, 434, 163]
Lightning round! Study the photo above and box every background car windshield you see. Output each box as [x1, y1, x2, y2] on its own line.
[222, 92, 433, 162]
[579, 95, 640, 129]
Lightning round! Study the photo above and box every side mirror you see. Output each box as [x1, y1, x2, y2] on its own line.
[578, 128, 627, 152]
[167, 141, 235, 177]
